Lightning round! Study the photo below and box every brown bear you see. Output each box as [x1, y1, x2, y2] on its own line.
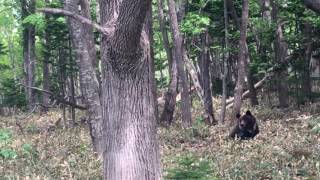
[229, 110, 259, 140]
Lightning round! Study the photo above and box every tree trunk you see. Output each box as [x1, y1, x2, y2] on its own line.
[302, 22, 312, 102]
[228, 0, 258, 107]
[64, 0, 104, 154]
[260, 0, 271, 21]
[272, 1, 289, 108]
[167, 0, 192, 128]
[145, 4, 159, 122]
[42, 4, 51, 112]
[247, 53, 259, 106]
[79, 0, 101, 86]
[100, 0, 161, 179]
[22, 0, 36, 110]
[220, 0, 229, 124]
[303, 0, 320, 14]
[157, 0, 173, 74]
[232, 0, 249, 124]
[157, 0, 179, 125]
[198, 32, 215, 124]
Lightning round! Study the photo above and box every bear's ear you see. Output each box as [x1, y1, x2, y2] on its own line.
[236, 113, 241, 118]
[246, 110, 252, 116]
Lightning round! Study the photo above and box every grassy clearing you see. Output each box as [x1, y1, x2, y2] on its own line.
[0, 103, 320, 179]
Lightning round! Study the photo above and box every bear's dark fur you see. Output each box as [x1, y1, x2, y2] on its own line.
[229, 110, 259, 140]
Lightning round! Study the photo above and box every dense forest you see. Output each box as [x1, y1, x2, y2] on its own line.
[0, 0, 320, 179]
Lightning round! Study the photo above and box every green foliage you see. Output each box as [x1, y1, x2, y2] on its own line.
[165, 154, 217, 180]
[181, 12, 210, 35]
[0, 42, 6, 55]
[0, 78, 27, 108]
[0, 148, 17, 159]
[0, 129, 12, 145]
[0, 129, 17, 159]
[22, 13, 46, 32]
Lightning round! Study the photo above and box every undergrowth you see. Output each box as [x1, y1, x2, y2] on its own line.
[0, 102, 319, 179]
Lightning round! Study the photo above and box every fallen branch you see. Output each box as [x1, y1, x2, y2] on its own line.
[226, 73, 272, 109]
[20, 84, 87, 110]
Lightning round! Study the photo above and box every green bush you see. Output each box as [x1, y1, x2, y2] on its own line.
[165, 154, 218, 180]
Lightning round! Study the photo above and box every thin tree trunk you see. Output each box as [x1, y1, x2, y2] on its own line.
[302, 22, 312, 102]
[220, 0, 229, 124]
[272, 1, 289, 108]
[64, 0, 104, 154]
[22, 0, 36, 110]
[198, 32, 215, 124]
[42, 3, 51, 112]
[232, 0, 249, 124]
[167, 0, 192, 128]
[228, 0, 258, 107]
[158, 0, 178, 125]
[157, 0, 173, 74]
[100, 1, 161, 179]
[260, 0, 271, 21]
[145, 4, 159, 122]
[79, 0, 101, 87]
[184, 52, 214, 124]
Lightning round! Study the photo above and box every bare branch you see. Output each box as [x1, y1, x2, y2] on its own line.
[38, 8, 113, 35]
[20, 84, 87, 110]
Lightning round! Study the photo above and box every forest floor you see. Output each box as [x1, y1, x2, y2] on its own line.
[0, 101, 320, 179]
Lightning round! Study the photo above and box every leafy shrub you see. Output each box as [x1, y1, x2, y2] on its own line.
[0, 148, 17, 159]
[0, 129, 12, 145]
[165, 154, 217, 180]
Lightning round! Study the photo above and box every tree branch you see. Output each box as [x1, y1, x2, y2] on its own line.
[20, 84, 87, 110]
[38, 8, 113, 35]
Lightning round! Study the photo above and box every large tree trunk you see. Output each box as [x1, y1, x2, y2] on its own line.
[64, 0, 104, 154]
[232, 0, 249, 124]
[100, 0, 161, 179]
[272, 1, 289, 108]
[167, 0, 192, 128]
[198, 32, 215, 124]
[22, 0, 36, 110]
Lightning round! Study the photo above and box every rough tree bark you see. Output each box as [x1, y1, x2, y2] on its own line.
[271, 1, 289, 108]
[64, 0, 104, 154]
[232, 0, 249, 124]
[22, 0, 36, 110]
[100, 0, 161, 179]
[167, 0, 192, 128]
